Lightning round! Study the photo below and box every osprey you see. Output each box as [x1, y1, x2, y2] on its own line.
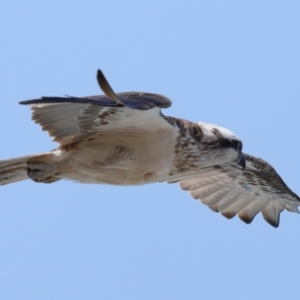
[0, 70, 299, 227]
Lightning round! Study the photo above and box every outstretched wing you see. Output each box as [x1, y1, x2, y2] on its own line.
[19, 70, 172, 147]
[168, 153, 299, 227]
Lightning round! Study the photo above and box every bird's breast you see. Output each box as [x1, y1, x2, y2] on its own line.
[59, 129, 179, 185]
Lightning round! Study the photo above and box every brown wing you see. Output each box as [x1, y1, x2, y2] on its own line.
[169, 153, 299, 227]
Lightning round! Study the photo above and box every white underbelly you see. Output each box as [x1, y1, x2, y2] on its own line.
[58, 130, 178, 185]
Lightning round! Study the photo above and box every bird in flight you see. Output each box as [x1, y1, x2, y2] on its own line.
[0, 70, 298, 227]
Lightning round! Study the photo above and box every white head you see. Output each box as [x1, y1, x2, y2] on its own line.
[198, 122, 245, 169]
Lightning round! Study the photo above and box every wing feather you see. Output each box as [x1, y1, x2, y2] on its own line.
[171, 154, 299, 227]
[214, 188, 246, 211]
[221, 193, 256, 219]
[202, 184, 235, 206]
[261, 202, 283, 227]
[19, 70, 173, 147]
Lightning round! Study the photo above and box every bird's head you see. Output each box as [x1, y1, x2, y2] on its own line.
[198, 123, 246, 169]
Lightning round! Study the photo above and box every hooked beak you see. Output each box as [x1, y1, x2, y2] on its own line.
[238, 152, 246, 170]
[236, 141, 246, 170]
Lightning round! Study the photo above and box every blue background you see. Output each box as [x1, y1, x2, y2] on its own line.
[0, 1, 299, 299]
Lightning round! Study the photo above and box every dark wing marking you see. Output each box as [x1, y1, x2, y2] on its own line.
[19, 70, 172, 146]
[243, 153, 299, 200]
[19, 92, 171, 111]
[20, 68, 171, 110]
[169, 153, 299, 227]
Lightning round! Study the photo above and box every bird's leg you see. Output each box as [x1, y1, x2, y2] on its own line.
[27, 162, 60, 183]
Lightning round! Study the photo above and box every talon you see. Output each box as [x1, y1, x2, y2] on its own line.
[27, 162, 59, 183]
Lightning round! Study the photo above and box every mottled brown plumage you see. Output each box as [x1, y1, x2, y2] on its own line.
[0, 69, 298, 228]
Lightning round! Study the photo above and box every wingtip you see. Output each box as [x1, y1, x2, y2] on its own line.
[264, 218, 279, 228]
[238, 212, 258, 225]
[262, 210, 280, 228]
[96, 69, 104, 90]
[96, 69, 103, 82]
[96, 69, 123, 106]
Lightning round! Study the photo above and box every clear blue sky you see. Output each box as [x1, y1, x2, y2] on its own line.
[0, 1, 299, 299]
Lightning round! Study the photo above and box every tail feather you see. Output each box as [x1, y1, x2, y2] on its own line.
[0, 152, 60, 186]
[0, 156, 32, 185]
